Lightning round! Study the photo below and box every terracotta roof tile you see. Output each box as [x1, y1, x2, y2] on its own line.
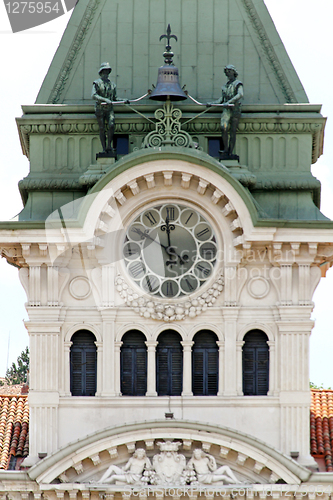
[0, 395, 29, 470]
[0, 384, 25, 396]
[311, 389, 333, 471]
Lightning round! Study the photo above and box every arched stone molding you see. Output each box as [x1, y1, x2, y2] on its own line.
[116, 324, 149, 343]
[237, 323, 275, 343]
[189, 323, 225, 342]
[28, 420, 310, 485]
[64, 323, 102, 344]
[92, 175, 243, 257]
[76, 150, 258, 252]
[153, 323, 187, 342]
[237, 325, 276, 397]
[63, 324, 102, 396]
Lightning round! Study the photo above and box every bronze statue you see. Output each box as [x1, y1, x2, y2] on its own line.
[92, 62, 128, 154]
[208, 64, 243, 158]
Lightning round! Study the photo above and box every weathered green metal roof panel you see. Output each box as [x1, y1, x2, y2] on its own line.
[36, 0, 308, 105]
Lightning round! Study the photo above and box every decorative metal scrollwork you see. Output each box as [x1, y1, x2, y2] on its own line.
[143, 99, 196, 149]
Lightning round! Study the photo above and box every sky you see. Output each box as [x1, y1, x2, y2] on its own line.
[0, 1, 332, 386]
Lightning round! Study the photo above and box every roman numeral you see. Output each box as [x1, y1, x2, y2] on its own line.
[124, 244, 135, 256]
[185, 278, 194, 290]
[145, 212, 157, 225]
[131, 227, 143, 236]
[184, 212, 194, 225]
[166, 282, 174, 296]
[197, 264, 210, 276]
[129, 262, 144, 278]
[197, 227, 210, 238]
[166, 207, 175, 221]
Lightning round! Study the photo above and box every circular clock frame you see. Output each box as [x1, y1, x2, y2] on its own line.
[121, 202, 220, 299]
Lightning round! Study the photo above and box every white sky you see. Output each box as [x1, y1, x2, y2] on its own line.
[0, 1, 332, 386]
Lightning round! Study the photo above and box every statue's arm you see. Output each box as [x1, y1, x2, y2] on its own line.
[206, 95, 223, 107]
[122, 458, 132, 472]
[207, 455, 217, 472]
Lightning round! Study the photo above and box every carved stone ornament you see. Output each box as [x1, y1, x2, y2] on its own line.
[96, 441, 243, 486]
[115, 274, 224, 321]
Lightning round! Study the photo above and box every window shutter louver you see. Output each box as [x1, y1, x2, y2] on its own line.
[157, 348, 169, 395]
[171, 348, 182, 395]
[243, 346, 255, 395]
[242, 330, 269, 396]
[257, 347, 269, 395]
[70, 330, 97, 397]
[121, 348, 134, 395]
[156, 331, 183, 396]
[192, 350, 204, 395]
[192, 331, 218, 396]
[70, 350, 83, 396]
[121, 331, 147, 396]
[135, 348, 147, 395]
[207, 349, 218, 395]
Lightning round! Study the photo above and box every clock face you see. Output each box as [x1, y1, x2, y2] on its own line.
[122, 203, 218, 298]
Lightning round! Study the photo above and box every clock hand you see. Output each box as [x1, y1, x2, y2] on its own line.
[132, 227, 188, 266]
[160, 218, 188, 265]
[131, 227, 169, 251]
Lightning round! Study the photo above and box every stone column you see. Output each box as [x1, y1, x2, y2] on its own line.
[267, 340, 275, 396]
[216, 341, 225, 396]
[100, 310, 117, 396]
[181, 341, 194, 396]
[145, 341, 158, 396]
[95, 341, 103, 396]
[222, 307, 239, 396]
[114, 341, 123, 395]
[236, 340, 244, 395]
[63, 341, 72, 396]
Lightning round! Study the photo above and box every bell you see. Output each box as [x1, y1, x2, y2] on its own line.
[149, 24, 187, 102]
[149, 65, 187, 101]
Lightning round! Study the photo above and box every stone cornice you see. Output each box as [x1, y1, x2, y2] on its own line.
[16, 105, 326, 163]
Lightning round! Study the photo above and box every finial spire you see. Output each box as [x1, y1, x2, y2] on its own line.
[159, 24, 177, 65]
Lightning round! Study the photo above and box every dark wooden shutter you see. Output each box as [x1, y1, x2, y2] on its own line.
[70, 330, 97, 396]
[121, 348, 134, 395]
[257, 347, 269, 395]
[207, 349, 218, 395]
[192, 331, 218, 396]
[192, 350, 204, 395]
[70, 349, 83, 396]
[156, 331, 183, 396]
[242, 330, 269, 396]
[121, 330, 147, 396]
[156, 348, 169, 395]
[243, 346, 255, 395]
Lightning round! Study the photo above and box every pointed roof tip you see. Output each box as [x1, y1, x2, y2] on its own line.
[36, 0, 308, 105]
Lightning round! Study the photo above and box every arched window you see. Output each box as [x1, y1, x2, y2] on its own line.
[70, 330, 97, 396]
[121, 330, 147, 396]
[192, 330, 218, 395]
[156, 330, 183, 396]
[242, 330, 269, 396]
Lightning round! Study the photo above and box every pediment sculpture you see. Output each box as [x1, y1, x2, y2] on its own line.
[97, 441, 242, 486]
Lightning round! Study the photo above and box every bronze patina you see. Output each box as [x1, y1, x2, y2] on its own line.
[92, 62, 128, 155]
[208, 65, 243, 159]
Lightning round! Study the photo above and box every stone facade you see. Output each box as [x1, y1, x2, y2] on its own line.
[1, 0, 333, 496]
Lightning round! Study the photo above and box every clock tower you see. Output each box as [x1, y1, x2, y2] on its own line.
[1, 0, 333, 495]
